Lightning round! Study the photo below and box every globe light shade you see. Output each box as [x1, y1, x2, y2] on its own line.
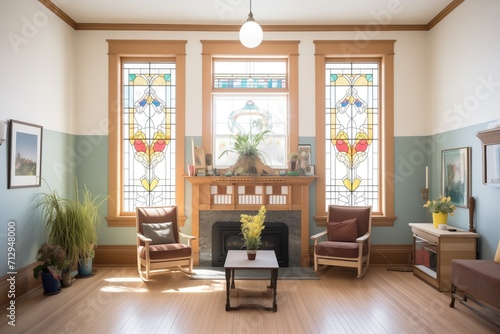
[239, 20, 263, 48]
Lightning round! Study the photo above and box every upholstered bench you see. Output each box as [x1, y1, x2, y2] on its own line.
[450, 258, 500, 325]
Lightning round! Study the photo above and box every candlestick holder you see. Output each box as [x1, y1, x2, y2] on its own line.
[420, 188, 429, 202]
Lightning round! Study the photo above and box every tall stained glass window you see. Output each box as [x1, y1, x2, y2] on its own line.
[122, 62, 176, 211]
[325, 62, 379, 210]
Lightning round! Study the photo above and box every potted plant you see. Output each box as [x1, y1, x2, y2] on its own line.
[289, 152, 299, 173]
[33, 243, 70, 294]
[423, 195, 456, 228]
[240, 205, 266, 260]
[219, 125, 273, 175]
[36, 181, 105, 277]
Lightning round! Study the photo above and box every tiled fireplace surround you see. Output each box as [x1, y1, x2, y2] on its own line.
[186, 176, 316, 267]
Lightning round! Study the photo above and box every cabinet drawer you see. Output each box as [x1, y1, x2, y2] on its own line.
[411, 228, 438, 244]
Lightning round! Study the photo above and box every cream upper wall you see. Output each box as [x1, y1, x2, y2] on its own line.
[75, 30, 429, 137]
[0, 0, 75, 134]
[428, 0, 500, 135]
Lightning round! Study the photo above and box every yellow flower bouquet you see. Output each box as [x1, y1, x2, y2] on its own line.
[423, 195, 456, 215]
[240, 205, 266, 250]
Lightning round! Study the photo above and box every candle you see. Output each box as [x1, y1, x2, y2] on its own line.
[425, 166, 429, 188]
[191, 138, 195, 166]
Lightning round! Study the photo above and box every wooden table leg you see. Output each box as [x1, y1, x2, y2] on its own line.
[272, 268, 278, 312]
[230, 269, 235, 289]
[225, 268, 231, 311]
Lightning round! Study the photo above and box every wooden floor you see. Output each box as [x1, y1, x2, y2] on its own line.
[1, 266, 497, 334]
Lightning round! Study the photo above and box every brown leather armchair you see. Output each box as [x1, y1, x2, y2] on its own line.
[310, 205, 372, 278]
[136, 206, 195, 280]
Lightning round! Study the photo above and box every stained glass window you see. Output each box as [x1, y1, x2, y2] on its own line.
[212, 60, 288, 168]
[122, 62, 176, 211]
[325, 62, 379, 210]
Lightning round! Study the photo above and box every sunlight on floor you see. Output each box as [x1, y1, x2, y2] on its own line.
[163, 284, 225, 293]
[100, 286, 149, 293]
[104, 277, 143, 283]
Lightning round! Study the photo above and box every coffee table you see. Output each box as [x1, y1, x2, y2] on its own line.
[224, 250, 279, 312]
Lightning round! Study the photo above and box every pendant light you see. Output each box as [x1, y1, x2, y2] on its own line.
[239, 0, 263, 48]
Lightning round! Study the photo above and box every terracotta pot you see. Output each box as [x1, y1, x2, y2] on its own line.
[247, 249, 257, 260]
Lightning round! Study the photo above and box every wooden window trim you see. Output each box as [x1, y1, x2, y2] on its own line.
[313, 40, 396, 227]
[201, 40, 300, 161]
[106, 40, 187, 227]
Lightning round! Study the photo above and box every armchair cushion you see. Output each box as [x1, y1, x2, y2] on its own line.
[327, 218, 358, 242]
[141, 222, 176, 245]
[138, 244, 191, 260]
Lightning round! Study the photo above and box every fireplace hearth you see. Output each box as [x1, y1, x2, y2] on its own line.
[212, 221, 289, 267]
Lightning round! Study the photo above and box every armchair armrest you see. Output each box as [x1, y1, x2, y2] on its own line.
[137, 232, 152, 243]
[356, 231, 371, 243]
[311, 230, 327, 246]
[179, 231, 196, 247]
[310, 230, 327, 240]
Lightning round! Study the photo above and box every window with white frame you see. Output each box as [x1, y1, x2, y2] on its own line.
[212, 59, 289, 169]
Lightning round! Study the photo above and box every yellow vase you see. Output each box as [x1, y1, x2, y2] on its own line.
[432, 212, 448, 228]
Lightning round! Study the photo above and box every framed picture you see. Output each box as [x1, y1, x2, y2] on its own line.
[307, 165, 315, 175]
[441, 147, 471, 208]
[194, 146, 206, 169]
[298, 144, 311, 172]
[8, 120, 43, 189]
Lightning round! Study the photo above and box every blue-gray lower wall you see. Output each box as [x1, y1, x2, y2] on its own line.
[3, 124, 498, 277]
[0, 130, 75, 277]
[428, 122, 500, 260]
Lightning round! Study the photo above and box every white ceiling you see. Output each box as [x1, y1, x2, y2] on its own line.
[53, 0, 455, 26]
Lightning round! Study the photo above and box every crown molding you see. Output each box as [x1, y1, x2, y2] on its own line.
[39, 0, 464, 32]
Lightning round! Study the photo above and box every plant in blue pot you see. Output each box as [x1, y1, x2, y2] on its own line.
[33, 243, 70, 295]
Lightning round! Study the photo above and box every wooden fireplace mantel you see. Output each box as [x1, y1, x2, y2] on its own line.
[186, 175, 316, 266]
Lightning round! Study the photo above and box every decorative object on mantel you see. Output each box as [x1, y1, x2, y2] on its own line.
[219, 124, 273, 176]
[423, 195, 456, 228]
[240, 205, 266, 260]
[289, 152, 299, 171]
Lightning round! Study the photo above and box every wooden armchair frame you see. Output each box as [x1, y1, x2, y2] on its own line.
[311, 205, 372, 278]
[136, 206, 195, 280]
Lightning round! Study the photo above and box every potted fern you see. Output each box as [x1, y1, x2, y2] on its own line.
[36, 181, 105, 278]
[219, 126, 273, 175]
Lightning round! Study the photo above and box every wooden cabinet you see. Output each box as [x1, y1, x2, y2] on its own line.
[409, 223, 479, 291]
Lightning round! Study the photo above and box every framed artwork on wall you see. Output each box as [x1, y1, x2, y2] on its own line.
[441, 147, 471, 208]
[193, 146, 206, 169]
[8, 120, 43, 189]
[298, 144, 311, 173]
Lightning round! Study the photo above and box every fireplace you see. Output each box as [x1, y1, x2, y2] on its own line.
[212, 221, 289, 267]
[199, 210, 302, 267]
[186, 176, 316, 267]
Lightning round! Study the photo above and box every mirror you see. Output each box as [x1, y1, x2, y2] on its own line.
[477, 127, 500, 186]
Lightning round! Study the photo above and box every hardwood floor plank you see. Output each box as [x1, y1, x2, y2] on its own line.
[1, 266, 497, 333]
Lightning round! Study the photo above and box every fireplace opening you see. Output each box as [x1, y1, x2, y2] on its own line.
[212, 221, 289, 267]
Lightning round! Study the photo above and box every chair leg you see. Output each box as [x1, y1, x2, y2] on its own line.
[314, 254, 318, 272]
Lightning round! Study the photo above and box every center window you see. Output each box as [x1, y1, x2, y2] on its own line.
[212, 60, 289, 169]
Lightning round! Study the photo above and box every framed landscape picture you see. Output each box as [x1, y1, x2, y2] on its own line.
[8, 120, 43, 188]
[441, 147, 471, 207]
